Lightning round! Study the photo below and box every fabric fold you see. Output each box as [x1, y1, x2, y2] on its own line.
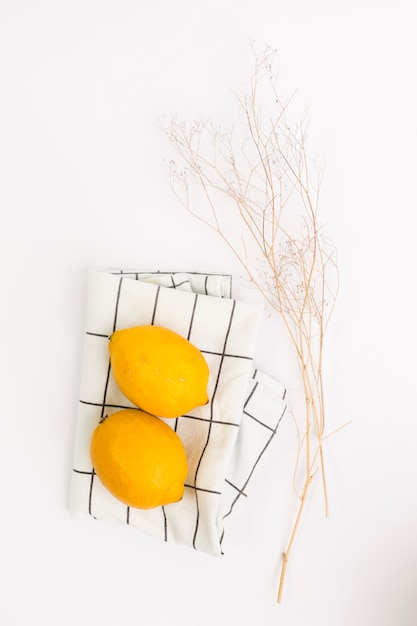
[70, 270, 287, 556]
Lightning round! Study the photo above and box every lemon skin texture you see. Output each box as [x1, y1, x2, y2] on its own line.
[90, 408, 188, 509]
[108, 325, 209, 418]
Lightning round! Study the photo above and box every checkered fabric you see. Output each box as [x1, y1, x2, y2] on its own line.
[70, 270, 287, 556]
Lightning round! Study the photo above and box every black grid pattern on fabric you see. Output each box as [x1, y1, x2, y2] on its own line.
[219, 383, 287, 547]
[87, 275, 123, 517]
[79, 398, 244, 429]
[73, 272, 253, 547]
[191, 298, 236, 548]
[110, 270, 233, 297]
[72, 270, 287, 555]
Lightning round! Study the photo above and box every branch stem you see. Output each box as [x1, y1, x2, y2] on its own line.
[162, 43, 339, 604]
[277, 473, 314, 603]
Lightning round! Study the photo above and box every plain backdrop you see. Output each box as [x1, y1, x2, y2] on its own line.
[1, 1, 417, 625]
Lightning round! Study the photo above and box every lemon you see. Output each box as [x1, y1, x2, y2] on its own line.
[90, 408, 188, 509]
[108, 325, 209, 418]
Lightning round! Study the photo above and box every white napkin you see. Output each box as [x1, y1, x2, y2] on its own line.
[70, 270, 287, 556]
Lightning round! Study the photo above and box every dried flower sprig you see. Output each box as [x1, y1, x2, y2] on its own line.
[162, 44, 340, 603]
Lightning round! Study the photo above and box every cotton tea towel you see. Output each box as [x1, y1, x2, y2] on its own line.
[70, 270, 287, 556]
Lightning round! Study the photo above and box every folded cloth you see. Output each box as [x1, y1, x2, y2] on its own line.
[70, 270, 287, 556]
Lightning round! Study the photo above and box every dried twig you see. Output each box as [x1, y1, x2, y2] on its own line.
[161, 43, 340, 602]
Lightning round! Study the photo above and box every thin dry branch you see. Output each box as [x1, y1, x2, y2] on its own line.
[161, 43, 340, 603]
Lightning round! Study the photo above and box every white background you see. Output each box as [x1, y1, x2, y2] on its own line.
[1, 1, 417, 625]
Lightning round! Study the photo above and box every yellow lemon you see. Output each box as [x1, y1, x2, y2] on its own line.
[108, 325, 209, 418]
[90, 408, 188, 509]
